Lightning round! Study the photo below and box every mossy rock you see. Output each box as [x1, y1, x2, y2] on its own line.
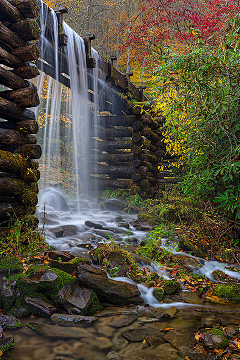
[49, 257, 91, 275]
[178, 238, 206, 258]
[152, 288, 164, 301]
[0, 256, 23, 276]
[209, 328, 229, 348]
[214, 283, 240, 302]
[163, 280, 181, 295]
[0, 337, 15, 354]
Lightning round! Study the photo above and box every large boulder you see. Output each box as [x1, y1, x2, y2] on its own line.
[77, 264, 143, 305]
[102, 199, 125, 211]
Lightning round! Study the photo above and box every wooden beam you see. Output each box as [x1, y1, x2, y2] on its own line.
[0, 45, 24, 68]
[0, 96, 35, 122]
[0, 85, 40, 107]
[8, 19, 41, 42]
[0, 0, 24, 23]
[8, 0, 40, 18]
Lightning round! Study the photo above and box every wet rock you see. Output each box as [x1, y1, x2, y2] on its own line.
[45, 251, 74, 261]
[72, 342, 106, 360]
[58, 282, 102, 315]
[82, 336, 112, 350]
[106, 351, 123, 360]
[102, 199, 125, 211]
[119, 342, 181, 360]
[180, 291, 204, 305]
[164, 329, 195, 348]
[85, 220, 103, 229]
[121, 327, 165, 343]
[152, 288, 164, 302]
[0, 276, 14, 312]
[112, 333, 129, 351]
[163, 280, 181, 295]
[172, 254, 203, 271]
[0, 337, 15, 354]
[204, 333, 224, 349]
[62, 225, 78, 236]
[94, 230, 122, 242]
[27, 323, 91, 338]
[117, 222, 129, 229]
[50, 257, 91, 274]
[77, 264, 143, 305]
[115, 216, 123, 222]
[24, 295, 57, 317]
[108, 314, 139, 328]
[137, 317, 160, 324]
[1, 314, 22, 329]
[53, 342, 72, 355]
[178, 346, 206, 360]
[49, 227, 64, 238]
[51, 313, 97, 324]
[77, 232, 96, 241]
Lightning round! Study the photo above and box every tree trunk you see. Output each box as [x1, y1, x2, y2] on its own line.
[0, 85, 39, 107]
[11, 65, 39, 79]
[0, 96, 35, 123]
[0, 128, 26, 147]
[8, 0, 40, 18]
[0, 119, 38, 134]
[0, 66, 29, 89]
[9, 19, 41, 41]
[0, 0, 24, 23]
[0, 45, 24, 68]
[12, 43, 40, 61]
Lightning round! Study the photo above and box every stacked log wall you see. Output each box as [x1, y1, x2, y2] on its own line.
[0, 0, 41, 224]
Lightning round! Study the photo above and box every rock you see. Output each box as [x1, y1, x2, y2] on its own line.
[85, 220, 103, 229]
[223, 325, 236, 337]
[0, 337, 15, 354]
[119, 342, 181, 360]
[24, 296, 57, 317]
[72, 342, 106, 360]
[180, 291, 204, 305]
[121, 327, 165, 343]
[51, 313, 97, 324]
[152, 288, 164, 301]
[163, 280, 181, 295]
[77, 264, 143, 305]
[164, 329, 195, 348]
[204, 329, 229, 349]
[53, 342, 72, 355]
[40, 188, 69, 211]
[172, 254, 203, 271]
[0, 275, 14, 311]
[50, 257, 91, 274]
[82, 336, 112, 350]
[49, 227, 64, 238]
[77, 232, 96, 241]
[94, 230, 122, 242]
[1, 314, 22, 329]
[138, 317, 160, 324]
[108, 315, 138, 328]
[106, 351, 123, 360]
[62, 225, 78, 236]
[46, 251, 74, 261]
[117, 222, 129, 229]
[58, 282, 102, 315]
[27, 323, 91, 338]
[115, 216, 123, 222]
[103, 199, 125, 211]
[112, 334, 129, 351]
[178, 346, 206, 360]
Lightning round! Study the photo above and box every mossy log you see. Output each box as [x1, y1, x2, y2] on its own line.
[152, 140, 165, 148]
[155, 149, 165, 158]
[131, 173, 142, 182]
[90, 164, 135, 179]
[0, 21, 25, 50]
[0, 0, 24, 23]
[0, 119, 38, 134]
[140, 114, 152, 125]
[132, 133, 143, 145]
[8, 0, 40, 18]
[141, 127, 159, 142]
[26, 134, 37, 144]
[90, 178, 133, 190]
[0, 45, 24, 68]
[95, 126, 132, 140]
[91, 152, 133, 164]
[0, 150, 39, 178]
[0, 203, 25, 220]
[131, 159, 141, 168]
[9, 19, 41, 41]
[92, 140, 131, 151]
[0, 97, 35, 123]
[132, 146, 142, 156]
[97, 115, 137, 127]
[12, 43, 40, 61]
[0, 128, 26, 148]
[148, 153, 159, 164]
[11, 65, 39, 80]
[0, 66, 29, 89]
[0, 177, 38, 195]
[144, 161, 159, 174]
[0, 86, 39, 107]
[132, 120, 143, 131]
[19, 144, 41, 159]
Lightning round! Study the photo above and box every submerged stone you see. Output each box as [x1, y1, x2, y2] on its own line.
[108, 314, 138, 328]
[51, 313, 97, 324]
[27, 322, 91, 338]
[24, 295, 57, 317]
[0, 337, 15, 354]
[121, 327, 165, 343]
[1, 314, 22, 329]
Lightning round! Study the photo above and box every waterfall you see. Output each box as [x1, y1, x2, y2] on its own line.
[34, 2, 101, 206]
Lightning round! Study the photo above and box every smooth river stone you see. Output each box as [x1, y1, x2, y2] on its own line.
[51, 313, 97, 324]
[121, 327, 165, 342]
[27, 323, 92, 338]
[108, 315, 139, 328]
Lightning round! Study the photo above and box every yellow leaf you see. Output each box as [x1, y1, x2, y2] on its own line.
[142, 339, 147, 344]
[0, 350, 3, 357]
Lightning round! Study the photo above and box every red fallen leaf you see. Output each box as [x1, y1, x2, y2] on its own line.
[194, 332, 206, 341]
[171, 270, 179, 277]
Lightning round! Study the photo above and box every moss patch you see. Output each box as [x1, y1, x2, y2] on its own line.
[209, 328, 229, 348]
[0, 256, 23, 275]
[214, 283, 240, 302]
[152, 288, 164, 301]
[163, 280, 181, 295]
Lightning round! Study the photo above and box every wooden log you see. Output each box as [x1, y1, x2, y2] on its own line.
[20, 144, 41, 159]
[132, 173, 142, 182]
[20, 168, 39, 182]
[132, 146, 142, 156]
[12, 43, 40, 61]
[0, 97, 35, 123]
[11, 65, 39, 79]
[26, 134, 37, 144]
[90, 164, 135, 179]
[0, 119, 38, 134]
[97, 115, 137, 127]
[0, 203, 26, 220]
[144, 161, 159, 174]
[132, 133, 143, 145]
[132, 120, 143, 131]
[91, 153, 134, 164]
[0, 0, 24, 24]
[0, 86, 39, 107]
[92, 140, 131, 151]
[148, 153, 159, 164]
[140, 114, 152, 125]
[9, 19, 41, 41]
[0, 45, 24, 67]
[131, 159, 141, 168]
[89, 178, 133, 190]
[141, 127, 159, 142]
[0, 177, 38, 195]
[152, 140, 166, 148]
[0, 150, 38, 179]
[95, 126, 132, 140]
[0, 66, 29, 89]
[0, 21, 25, 50]
[0, 128, 26, 147]
[8, 0, 40, 18]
